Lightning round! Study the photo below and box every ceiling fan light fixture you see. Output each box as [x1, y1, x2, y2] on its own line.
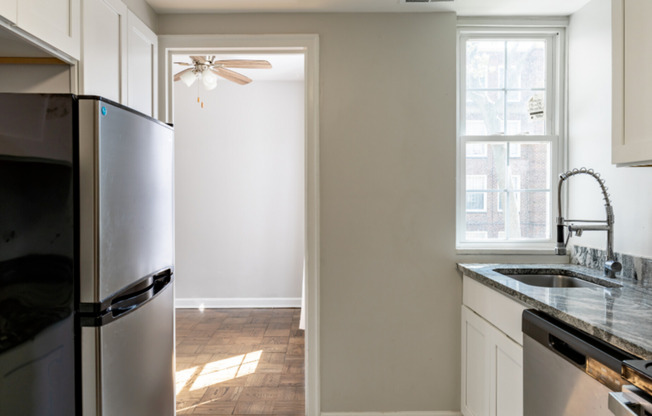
[202, 68, 218, 86]
[180, 69, 197, 87]
[203, 79, 218, 90]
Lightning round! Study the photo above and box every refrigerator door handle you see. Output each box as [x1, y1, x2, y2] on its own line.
[111, 270, 172, 318]
[110, 280, 156, 318]
[80, 269, 174, 326]
[152, 268, 172, 292]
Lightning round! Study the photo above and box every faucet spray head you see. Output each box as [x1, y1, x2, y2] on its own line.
[555, 216, 567, 255]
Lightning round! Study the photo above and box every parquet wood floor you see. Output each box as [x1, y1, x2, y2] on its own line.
[175, 308, 305, 415]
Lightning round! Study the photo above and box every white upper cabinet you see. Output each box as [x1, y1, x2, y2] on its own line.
[16, 0, 80, 59]
[80, 0, 127, 103]
[80, 0, 158, 118]
[0, 0, 17, 23]
[126, 10, 157, 118]
[612, 0, 652, 166]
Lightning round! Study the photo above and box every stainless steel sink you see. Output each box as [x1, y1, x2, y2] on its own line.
[494, 269, 621, 289]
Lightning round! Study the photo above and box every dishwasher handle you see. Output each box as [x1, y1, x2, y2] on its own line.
[549, 333, 587, 367]
[522, 309, 635, 373]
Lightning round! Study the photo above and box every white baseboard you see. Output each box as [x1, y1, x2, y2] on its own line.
[321, 412, 461, 416]
[175, 297, 302, 309]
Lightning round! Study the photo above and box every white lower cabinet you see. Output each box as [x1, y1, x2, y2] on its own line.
[461, 276, 525, 416]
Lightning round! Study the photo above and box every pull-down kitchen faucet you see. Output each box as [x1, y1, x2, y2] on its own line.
[555, 168, 622, 278]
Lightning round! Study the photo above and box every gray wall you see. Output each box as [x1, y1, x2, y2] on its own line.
[568, 0, 652, 258]
[160, 13, 461, 412]
[0, 64, 70, 93]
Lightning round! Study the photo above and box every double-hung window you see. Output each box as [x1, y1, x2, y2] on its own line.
[457, 26, 564, 250]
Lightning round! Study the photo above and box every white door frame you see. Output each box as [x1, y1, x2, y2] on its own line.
[158, 34, 320, 416]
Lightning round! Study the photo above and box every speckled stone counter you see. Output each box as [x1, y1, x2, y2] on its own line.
[458, 263, 652, 359]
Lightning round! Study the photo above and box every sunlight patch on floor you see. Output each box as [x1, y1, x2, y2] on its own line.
[174, 350, 263, 393]
[175, 366, 199, 395]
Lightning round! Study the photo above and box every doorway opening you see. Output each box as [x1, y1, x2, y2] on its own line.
[160, 35, 320, 416]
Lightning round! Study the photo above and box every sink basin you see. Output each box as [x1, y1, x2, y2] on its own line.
[494, 269, 621, 289]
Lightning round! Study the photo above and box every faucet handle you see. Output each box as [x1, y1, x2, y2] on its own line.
[604, 260, 622, 278]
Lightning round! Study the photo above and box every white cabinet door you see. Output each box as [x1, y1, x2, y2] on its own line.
[0, 0, 16, 23]
[462, 305, 491, 416]
[461, 305, 523, 416]
[494, 330, 523, 416]
[126, 10, 157, 117]
[80, 0, 127, 103]
[16, 0, 80, 59]
[612, 0, 652, 166]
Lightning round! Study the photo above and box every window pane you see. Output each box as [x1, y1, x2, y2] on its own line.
[511, 191, 550, 239]
[465, 91, 505, 135]
[466, 192, 486, 212]
[466, 143, 507, 190]
[467, 143, 487, 158]
[506, 91, 545, 135]
[508, 142, 550, 189]
[466, 206, 505, 240]
[506, 40, 546, 89]
[466, 40, 505, 89]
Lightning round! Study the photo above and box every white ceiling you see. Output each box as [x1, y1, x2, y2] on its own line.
[147, 0, 592, 16]
[172, 53, 305, 83]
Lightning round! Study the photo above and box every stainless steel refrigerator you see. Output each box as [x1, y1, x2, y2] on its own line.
[0, 94, 175, 416]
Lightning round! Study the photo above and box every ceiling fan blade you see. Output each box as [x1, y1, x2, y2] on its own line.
[173, 68, 193, 82]
[211, 67, 252, 85]
[190, 55, 207, 64]
[173, 62, 192, 66]
[214, 59, 272, 69]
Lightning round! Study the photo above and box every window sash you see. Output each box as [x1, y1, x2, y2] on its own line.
[460, 34, 556, 137]
[459, 135, 558, 244]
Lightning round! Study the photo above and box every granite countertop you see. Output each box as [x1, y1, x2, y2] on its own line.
[458, 263, 652, 359]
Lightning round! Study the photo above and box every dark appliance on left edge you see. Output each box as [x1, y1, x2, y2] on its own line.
[0, 94, 175, 416]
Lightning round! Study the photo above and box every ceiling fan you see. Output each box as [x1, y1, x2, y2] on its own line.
[173, 56, 272, 90]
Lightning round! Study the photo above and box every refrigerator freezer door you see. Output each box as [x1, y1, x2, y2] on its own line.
[78, 98, 174, 303]
[82, 283, 175, 416]
[0, 94, 77, 415]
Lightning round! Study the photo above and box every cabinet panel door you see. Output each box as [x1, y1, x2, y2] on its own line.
[126, 10, 157, 117]
[462, 306, 490, 416]
[16, 0, 80, 59]
[494, 334, 523, 416]
[80, 0, 127, 103]
[0, 0, 16, 23]
[613, 0, 652, 165]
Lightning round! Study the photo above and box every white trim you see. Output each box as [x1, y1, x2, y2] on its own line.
[159, 33, 320, 416]
[456, 25, 565, 251]
[321, 412, 462, 416]
[175, 298, 302, 309]
[458, 16, 569, 28]
[0, 18, 77, 65]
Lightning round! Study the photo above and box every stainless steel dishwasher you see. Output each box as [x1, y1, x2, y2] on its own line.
[522, 309, 635, 416]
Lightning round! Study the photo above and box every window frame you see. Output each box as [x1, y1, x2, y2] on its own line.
[456, 25, 566, 252]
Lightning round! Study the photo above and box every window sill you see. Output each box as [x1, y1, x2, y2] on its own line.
[456, 246, 560, 256]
